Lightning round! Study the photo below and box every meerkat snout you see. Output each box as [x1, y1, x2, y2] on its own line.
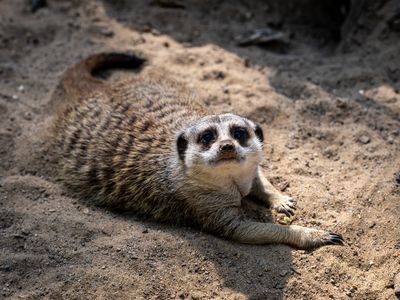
[218, 141, 236, 163]
[219, 140, 235, 153]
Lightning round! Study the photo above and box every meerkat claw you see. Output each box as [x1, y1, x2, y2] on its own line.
[278, 206, 295, 217]
[272, 196, 297, 216]
[329, 233, 345, 244]
[287, 198, 297, 209]
[322, 233, 345, 246]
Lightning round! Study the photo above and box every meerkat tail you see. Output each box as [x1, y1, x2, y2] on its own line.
[56, 52, 146, 102]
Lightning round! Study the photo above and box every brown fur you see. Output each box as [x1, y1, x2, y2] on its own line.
[53, 53, 206, 222]
[51, 53, 344, 249]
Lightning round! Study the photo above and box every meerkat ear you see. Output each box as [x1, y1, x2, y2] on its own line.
[255, 125, 264, 143]
[177, 133, 188, 161]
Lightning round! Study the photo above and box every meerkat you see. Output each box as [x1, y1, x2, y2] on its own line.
[51, 52, 344, 250]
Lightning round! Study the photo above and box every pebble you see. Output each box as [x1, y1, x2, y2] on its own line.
[18, 85, 25, 92]
[100, 28, 114, 37]
[368, 260, 374, 267]
[24, 112, 33, 120]
[368, 222, 376, 229]
[83, 208, 90, 214]
[346, 287, 357, 297]
[12, 94, 18, 100]
[358, 135, 370, 144]
[151, 28, 161, 36]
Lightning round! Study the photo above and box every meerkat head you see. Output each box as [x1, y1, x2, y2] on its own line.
[176, 113, 264, 173]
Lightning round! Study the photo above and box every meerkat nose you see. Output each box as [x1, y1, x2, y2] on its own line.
[220, 141, 235, 153]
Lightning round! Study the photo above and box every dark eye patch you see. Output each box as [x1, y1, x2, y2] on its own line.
[177, 133, 188, 161]
[231, 126, 249, 146]
[254, 125, 264, 143]
[198, 129, 217, 147]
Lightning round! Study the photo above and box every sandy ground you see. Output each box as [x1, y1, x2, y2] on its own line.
[1, 0, 399, 299]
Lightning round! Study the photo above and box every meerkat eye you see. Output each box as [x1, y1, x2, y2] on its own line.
[232, 127, 249, 144]
[199, 130, 216, 146]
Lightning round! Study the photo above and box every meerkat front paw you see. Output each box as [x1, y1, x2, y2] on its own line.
[290, 225, 344, 250]
[270, 195, 297, 216]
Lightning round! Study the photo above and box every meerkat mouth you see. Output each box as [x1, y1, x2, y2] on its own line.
[213, 153, 243, 165]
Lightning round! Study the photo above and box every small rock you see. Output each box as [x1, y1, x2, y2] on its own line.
[100, 27, 114, 37]
[83, 208, 90, 214]
[336, 98, 347, 108]
[18, 85, 25, 92]
[358, 135, 370, 144]
[369, 260, 374, 266]
[24, 112, 33, 120]
[101, 265, 106, 269]
[368, 222, 376, 229]
[49, 209, 56, 213]
[12, 94, 18, 100]
[350, 287, 357, 293]
[142, 228, 148, 234]
[151, 28, 161, 36]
